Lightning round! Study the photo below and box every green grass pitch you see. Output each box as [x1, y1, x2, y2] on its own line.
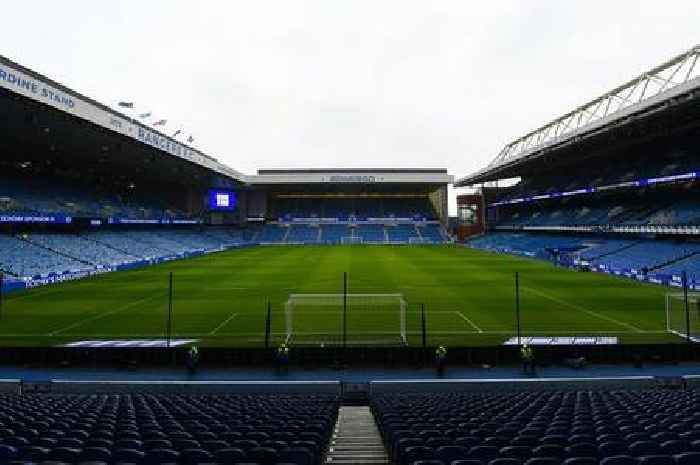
[0, 245, 682, 347]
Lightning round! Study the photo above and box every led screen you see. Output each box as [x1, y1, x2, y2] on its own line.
[208, 190, 237, 211]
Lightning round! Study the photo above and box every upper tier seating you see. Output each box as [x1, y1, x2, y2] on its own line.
[252, 223, 447, 244]
[0, 175, 192, 220]
[0, 392, 338, 465]
[494, 147, 698, 205]
[372, 389, 700, 465]
[273, 197, 436, 220]
[500, 202, 700, 228]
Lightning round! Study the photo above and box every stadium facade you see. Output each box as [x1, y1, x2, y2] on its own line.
[0, 54, 453, 292]
[457, 45, 700, 290]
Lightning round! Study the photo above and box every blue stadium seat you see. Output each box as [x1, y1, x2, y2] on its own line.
[599, 456, 637, 465]
[487, 460, 521, 465]
[435, 445, 470, 463]
[562, 458, 598, 465]
[637, 456, 675, 465]
[524, 458, 560, 465]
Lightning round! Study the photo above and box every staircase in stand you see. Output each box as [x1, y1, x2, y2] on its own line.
[326, 406, 388, 465]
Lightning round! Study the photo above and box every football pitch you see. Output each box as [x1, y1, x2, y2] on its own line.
[0, 245, 682, 347]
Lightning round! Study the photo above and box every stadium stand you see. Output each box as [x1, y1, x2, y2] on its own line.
[0, 392, 338, 465]
[287, 225, 321, 243]
[418, 224, 446, 243]
[356, 224, 388, 243]
[271, 197, 436, 221]
[372, 389, 700, 465]
[454, 48, 700, 289]
[26, 233, 137, 266]
[0, 174, 192, 221]
[466, 233, 700, 281]
[0, 229, 255, 279]
[321, 224, 350, 244]
[387, 225, 420, 243]
[490, 143, 699, 208]
[0, 220, 448, 280]
[0, 234, 89, 278]
[249, 222, 448, 245]
[257, 224, 288, 243]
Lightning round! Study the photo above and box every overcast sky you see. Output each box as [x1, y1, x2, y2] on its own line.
[2, 1, 698, 213]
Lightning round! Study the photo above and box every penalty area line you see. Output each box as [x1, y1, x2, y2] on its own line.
[49, 293, 164, 336]
[455, 311, 483, 333]
[522, 285, 644, 333]
[209, 313, 239, 335]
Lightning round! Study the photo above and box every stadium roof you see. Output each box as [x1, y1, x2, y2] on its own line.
[0, 55, 454, 188]
[250, 169, 453, 185]
[0, 54, 245, 182]
[457, 45, 700, 187]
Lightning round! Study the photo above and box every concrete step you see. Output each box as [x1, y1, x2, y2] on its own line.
[331, 444, 386, 449]
[325, 406, 389, 465]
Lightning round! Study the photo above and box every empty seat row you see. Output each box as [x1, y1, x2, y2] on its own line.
[0, 392, 338, 465]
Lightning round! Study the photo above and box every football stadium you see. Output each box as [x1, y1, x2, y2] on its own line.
[2, 48, 700, 352]
[2, 7, 700, 465]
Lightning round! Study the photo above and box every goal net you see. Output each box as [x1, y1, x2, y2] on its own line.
[285, 293, 407, 346]
[666, 292, 700, 341]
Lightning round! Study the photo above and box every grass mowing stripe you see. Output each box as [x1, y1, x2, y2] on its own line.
[522, 285, 644, 333]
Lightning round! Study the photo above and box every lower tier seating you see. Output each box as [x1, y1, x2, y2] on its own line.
[0, 392, 338, 465]
[466, 233, 700, 278]
[0, 228, 252, 279]
[372, 390, 700, 465]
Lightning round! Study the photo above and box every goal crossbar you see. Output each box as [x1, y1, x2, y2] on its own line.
[285, 293, 407, 346]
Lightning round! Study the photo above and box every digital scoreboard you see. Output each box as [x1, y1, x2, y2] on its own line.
[208, 190, 237, 211]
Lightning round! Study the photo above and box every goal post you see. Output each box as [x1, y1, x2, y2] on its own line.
[666, 292, 700, 341]
[285, 293, 407, 346]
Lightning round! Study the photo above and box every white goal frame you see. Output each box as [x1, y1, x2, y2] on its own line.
[666, 292, 700, 341]
[284, 293, 407, 346]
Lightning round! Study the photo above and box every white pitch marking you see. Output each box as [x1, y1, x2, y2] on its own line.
[49, 293, 163, 336]
[0, 329, 669, 338]
[209, 313, 239, 335]
[522, 285, 644, 333]
[455, 311, 484, 333]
